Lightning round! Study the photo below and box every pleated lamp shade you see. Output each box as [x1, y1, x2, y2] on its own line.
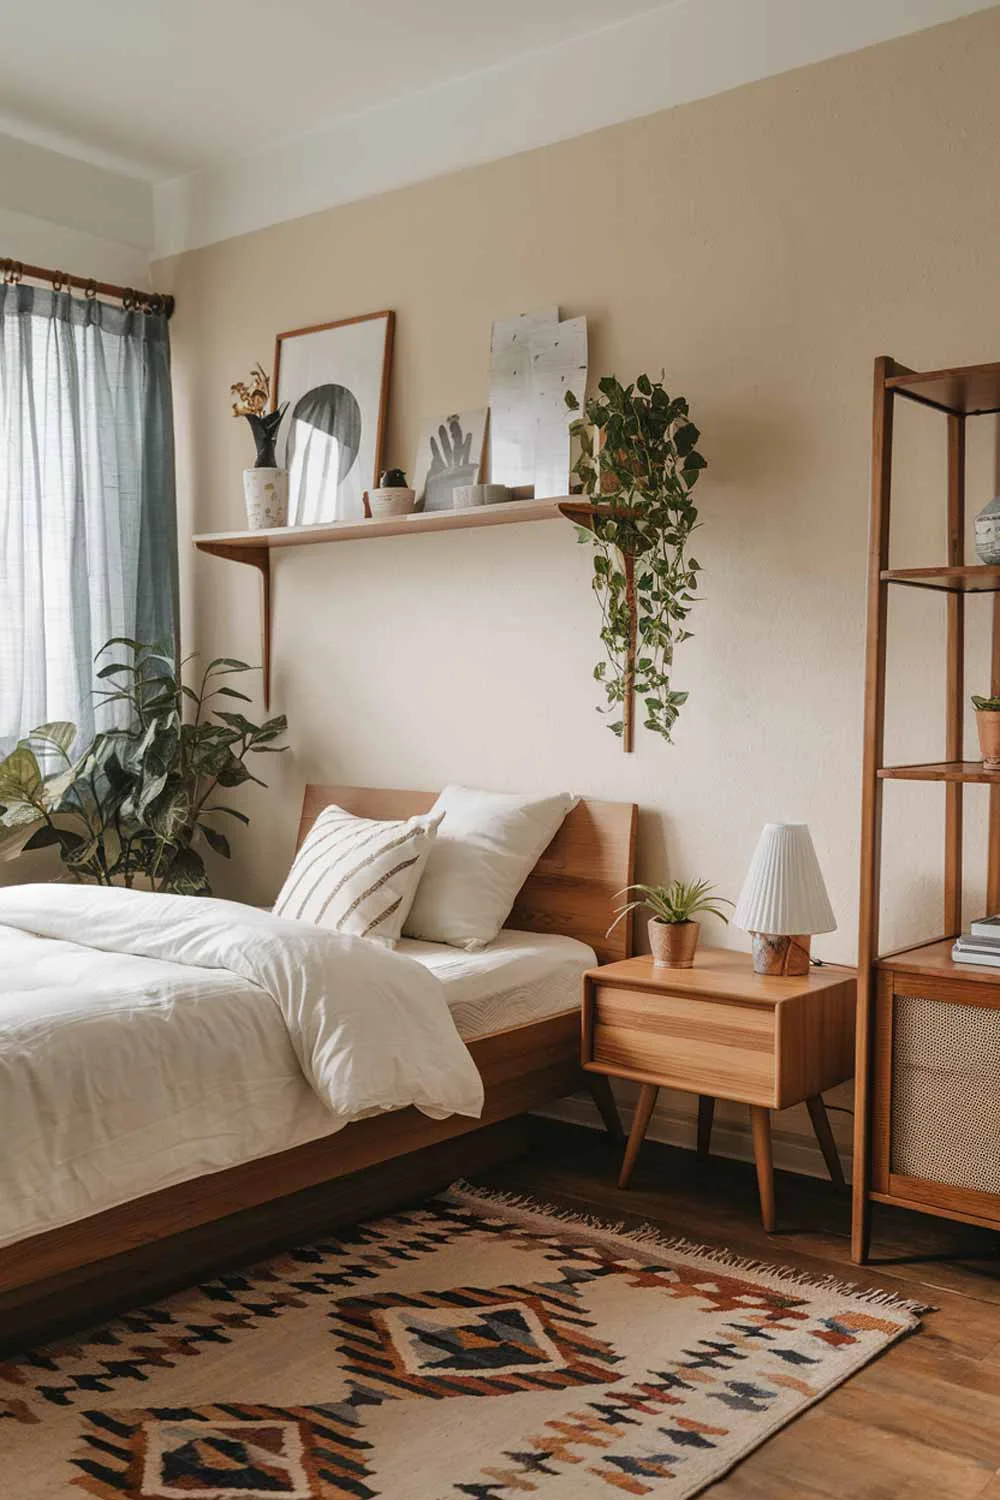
[733, 823, 836, 937]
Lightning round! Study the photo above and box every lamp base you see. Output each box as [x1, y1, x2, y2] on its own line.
[751, 933, 811, 976]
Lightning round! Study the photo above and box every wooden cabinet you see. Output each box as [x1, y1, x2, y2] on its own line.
[869, 941, 1000, 1233]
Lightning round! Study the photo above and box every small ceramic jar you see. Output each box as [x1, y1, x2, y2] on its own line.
[975, 496, 1000, 564]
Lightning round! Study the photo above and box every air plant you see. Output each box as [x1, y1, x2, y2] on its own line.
[607, 878, 732, 935]
[231, 363, 287, 469]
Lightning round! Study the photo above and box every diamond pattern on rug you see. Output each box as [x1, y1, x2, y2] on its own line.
[333, 1283, 620, 1400]
[382, 1301, 564, 1376]
[72, 1405, 374, 1499]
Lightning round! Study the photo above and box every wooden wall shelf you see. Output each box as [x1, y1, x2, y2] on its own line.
[193, 497, 569, 704]
[882, 565, 1000, 593]
[886, 360, 1000, 416]
[878, 761, 1000, 783]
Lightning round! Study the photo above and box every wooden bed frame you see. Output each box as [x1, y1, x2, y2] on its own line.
[0, 786, 636, 1346]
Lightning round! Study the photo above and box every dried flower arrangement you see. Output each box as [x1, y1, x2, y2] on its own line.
[231, 363, 287, 469]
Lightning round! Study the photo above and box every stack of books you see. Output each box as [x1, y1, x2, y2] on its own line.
[953, 915, 1000, 968]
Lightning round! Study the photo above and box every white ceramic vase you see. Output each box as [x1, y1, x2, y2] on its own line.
[243, 468, 288, 530]
[975, 496, 1000, 565]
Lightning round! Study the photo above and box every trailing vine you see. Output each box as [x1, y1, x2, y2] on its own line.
[565, 374, 707, 746]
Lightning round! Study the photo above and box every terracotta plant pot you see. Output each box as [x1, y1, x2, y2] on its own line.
[977, 709, 1000, 771]
[649, 917, 700, 968]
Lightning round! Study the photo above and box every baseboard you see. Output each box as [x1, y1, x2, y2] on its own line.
[538, 1088, 855, 1183]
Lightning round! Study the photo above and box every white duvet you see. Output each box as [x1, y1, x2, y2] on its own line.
[0, 884, 484, 1252]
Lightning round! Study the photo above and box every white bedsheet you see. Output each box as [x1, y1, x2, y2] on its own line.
[0, 885, 483, 1252]
[400, 929, 594, 1039]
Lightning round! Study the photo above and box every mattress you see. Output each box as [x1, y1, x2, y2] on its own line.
[400, 929, 595, 1040]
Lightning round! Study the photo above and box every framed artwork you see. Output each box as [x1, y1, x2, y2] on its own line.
[489, 307, 587, 497]
[273, 310, 394, 525]
[412, 409, 488, 512]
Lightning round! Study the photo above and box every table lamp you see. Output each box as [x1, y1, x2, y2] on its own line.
[733, 823, 836, 976]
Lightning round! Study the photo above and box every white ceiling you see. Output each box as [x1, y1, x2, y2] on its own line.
[0, 0, 994, 257]
[0, 0, 661, 178]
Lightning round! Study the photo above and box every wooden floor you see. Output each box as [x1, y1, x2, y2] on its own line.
[473, 1119, 1000, 1500]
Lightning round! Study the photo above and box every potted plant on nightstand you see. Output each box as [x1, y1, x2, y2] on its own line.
[973, 693, 1000, 770]
[608, 879, 732, 968]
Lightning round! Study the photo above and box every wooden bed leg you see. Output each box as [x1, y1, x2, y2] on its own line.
[587, 1074, 625, 1145]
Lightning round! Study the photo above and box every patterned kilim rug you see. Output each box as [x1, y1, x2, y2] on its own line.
[2, 1184, 924, 1499]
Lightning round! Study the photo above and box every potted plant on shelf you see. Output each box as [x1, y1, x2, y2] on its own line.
[232, 363, 288, 530]
[973, 693, 1000, 770]
[367, 467, 416, 519]
[608, 879, 732, 968]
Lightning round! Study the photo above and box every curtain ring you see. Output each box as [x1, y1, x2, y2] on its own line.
[122, 287, 136, 311]
[85, 279, 98, 300]
[4, 260, 22, 285]
[51, 270, 68, 294]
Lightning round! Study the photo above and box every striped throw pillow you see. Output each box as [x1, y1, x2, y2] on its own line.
[274, 804, 442, 947]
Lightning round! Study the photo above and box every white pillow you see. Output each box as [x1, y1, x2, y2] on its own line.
[403, 784, 577, 951]
[274, 804, 441, 947]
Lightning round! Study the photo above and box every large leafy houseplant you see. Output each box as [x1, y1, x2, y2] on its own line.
[0, 641, 287, 894]
[565, 374, 707, 747]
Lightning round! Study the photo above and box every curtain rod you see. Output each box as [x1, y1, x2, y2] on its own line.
[1, 258, 174, 318]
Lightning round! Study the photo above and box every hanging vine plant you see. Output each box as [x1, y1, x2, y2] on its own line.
[563, 374, 707, 750]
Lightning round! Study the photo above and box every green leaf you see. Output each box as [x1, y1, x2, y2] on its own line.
[0, 746, 42, 804]
[22, 824, 61, 851]
[564, 389, 580, 411]
[147, 787, 191, 842]
[205, 805, 250, 825]
[198, 823, 231, 859]
[215, 710, 258, 735]
[215, 756, 252, 788]
[205, 657, 254, 674]
[28, 721, 76, 754]
[158, 847, 211, 897]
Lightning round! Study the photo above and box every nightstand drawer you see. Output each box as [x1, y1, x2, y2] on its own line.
[585, 983, 777, 1106]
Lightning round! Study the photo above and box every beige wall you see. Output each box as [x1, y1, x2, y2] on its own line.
[155, 8, 1000, 1171]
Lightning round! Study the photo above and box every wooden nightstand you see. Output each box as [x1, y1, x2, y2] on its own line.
[581, 948, 857, 1230]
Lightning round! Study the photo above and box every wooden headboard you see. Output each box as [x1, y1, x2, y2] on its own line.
[297, 786, 638, 964]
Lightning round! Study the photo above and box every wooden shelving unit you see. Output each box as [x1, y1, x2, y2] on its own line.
[193, 496, 569, 705]
[853, 355, 1000, 1262]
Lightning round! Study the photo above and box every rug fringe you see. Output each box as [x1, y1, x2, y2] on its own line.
[445, 1181, 931, 1322]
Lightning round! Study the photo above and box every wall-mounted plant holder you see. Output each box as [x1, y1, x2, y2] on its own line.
[562, 376, 707, 753]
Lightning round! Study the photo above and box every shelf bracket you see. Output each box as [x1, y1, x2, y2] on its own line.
[198, 542, 272, 708]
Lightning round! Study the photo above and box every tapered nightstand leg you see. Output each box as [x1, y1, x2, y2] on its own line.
[587, 1074, 626, 1145]
[618, 1084, 659, 1189]
[806, 1095, 846, 1188]
[697, 1096, 715, 1160]
[750, 1106, 776, 1231]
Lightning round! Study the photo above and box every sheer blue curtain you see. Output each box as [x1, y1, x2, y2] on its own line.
[0, 286, 177, 752]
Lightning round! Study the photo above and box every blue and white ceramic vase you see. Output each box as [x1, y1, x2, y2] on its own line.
[975, 495, 1000, 565]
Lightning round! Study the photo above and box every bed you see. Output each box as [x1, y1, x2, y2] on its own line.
[0, 785, 636, 1344]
